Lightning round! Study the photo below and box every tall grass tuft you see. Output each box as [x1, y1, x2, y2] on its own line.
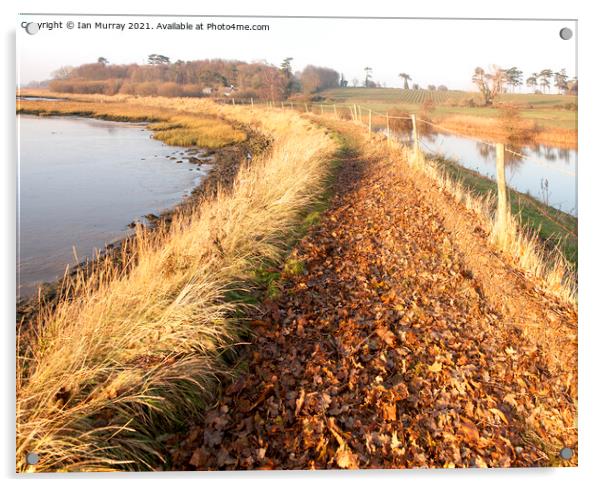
[382, 134, 577, 306]
[17, 97, 336, 472]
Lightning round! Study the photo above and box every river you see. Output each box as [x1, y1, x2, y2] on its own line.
[17, 114, 211, 298]
[393, 130, 577, 216]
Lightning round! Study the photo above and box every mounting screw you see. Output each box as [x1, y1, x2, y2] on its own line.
[559, 447, 573, 460]
[559, 28, 573, 40]
[26, 452, 39, 465]
[25, 23, 39, 35]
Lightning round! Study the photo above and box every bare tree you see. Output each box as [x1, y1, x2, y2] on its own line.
[51, 66, 74, 80]
[398, 73, 411, 90]
[363, 67, 373, 87]
[472, 66, 506, 105]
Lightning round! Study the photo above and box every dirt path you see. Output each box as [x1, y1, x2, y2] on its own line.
[170, 121, 577, 470]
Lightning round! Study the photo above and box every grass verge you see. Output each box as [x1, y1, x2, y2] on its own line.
[16, 96, 336, 472]
[432, 155, 577, 268]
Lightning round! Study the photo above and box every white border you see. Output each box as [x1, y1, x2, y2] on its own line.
[2, 1, 600, 485]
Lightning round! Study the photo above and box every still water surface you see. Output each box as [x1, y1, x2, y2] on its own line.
[394, 130, 577, 216]
[18, 115, 209, 297]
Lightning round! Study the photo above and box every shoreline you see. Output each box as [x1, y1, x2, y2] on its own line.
[16, 111, 269, 322]
[434, 116, 577, 150]
[431, 153, 577, 267]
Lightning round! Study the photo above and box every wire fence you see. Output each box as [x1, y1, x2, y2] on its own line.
[216, 97, 526, 158]
[215, 97, 575, 234]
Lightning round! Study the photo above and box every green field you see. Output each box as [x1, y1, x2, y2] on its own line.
[318, 88, 577, 130]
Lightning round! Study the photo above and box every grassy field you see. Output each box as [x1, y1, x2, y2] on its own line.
[318, 87, 578, 134]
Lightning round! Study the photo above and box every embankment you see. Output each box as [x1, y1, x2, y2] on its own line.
[16, 96, 337, 472]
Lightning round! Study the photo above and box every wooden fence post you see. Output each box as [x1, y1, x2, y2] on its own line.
[411, 114, 419, 158]
[349, 106, 355, 121]
[304, 103, 309, 113]
[333, 104, 338, 118]
[232, 98, 235, 106]
[320, 104, 324, 115]
[496, 143, 508, 238]
[251, 98, 254, 108]
[368, 109, 372, 134]
[386, 112, 390, 144]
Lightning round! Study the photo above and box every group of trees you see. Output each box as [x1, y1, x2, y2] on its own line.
[47, 56, 576, 103]
[502, 67, 574, 94]
[525, 69, 576, 94]
[48, 56, 342, 100]
[298, 65, 340, 94]
[472, 65, 577, 105]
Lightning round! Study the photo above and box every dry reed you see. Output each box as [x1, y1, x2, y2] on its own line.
[17, 97, 336, 472]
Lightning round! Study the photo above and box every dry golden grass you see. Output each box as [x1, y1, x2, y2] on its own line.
[436, 114, 577, 149]
[380, 132, 576, 305]
[17, 97, 336, 472]
[17, 99, 246, 149]
[312, 109, 575, 305]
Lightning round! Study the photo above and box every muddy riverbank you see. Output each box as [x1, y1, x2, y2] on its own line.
[17, 114, 270, 322]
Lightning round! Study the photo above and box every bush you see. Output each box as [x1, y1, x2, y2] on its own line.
[135, 82, 159, 97]
[498, 104, 536, 143]
[157, 82, 180, 97]
[388, 108, 412, 132]
[462, 97, 476, 108]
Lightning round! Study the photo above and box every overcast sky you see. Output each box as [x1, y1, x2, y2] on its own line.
[17, 15, 577, 91]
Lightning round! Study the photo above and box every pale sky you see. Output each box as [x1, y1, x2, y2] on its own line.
[17, 15, 577, 91]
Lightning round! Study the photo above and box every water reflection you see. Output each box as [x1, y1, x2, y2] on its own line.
[386, 128, 577, 216]
[18, 115, 210, 297]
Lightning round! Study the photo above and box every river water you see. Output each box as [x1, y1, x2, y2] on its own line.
[393, 130, 577, 216]
[17, 115, 210, 297]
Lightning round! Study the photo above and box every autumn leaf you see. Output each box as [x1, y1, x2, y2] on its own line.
[505, 346, 517, 356]
[189, 448, 209, 468]
[489, 408, 509, 424]
[382, 402, 397, 421]
[459, 418, 480, 445]
[390, 431, 402, 450]
[428, 361, 443, 373]
[295, 389, 306, 416]
[335, 446, 359, 469]
[376, 326, 397, 347]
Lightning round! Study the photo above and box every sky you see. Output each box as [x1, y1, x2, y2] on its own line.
[17, 15, 577, 91]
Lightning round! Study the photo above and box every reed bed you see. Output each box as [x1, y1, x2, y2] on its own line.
[17, 99, 246, 149]
[435, 114, 577, 149]
[17, 97, 336, 472]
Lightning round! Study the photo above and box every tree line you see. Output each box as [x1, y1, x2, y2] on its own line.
[472, 65, 577, 105]
[48, 56, 341, 100]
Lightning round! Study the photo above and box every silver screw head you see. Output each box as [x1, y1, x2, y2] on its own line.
[25, 23, 39, 35]
[26, 452, 39, 465]
[559, 27, 573, 40]
[559, 447, 573, 460]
